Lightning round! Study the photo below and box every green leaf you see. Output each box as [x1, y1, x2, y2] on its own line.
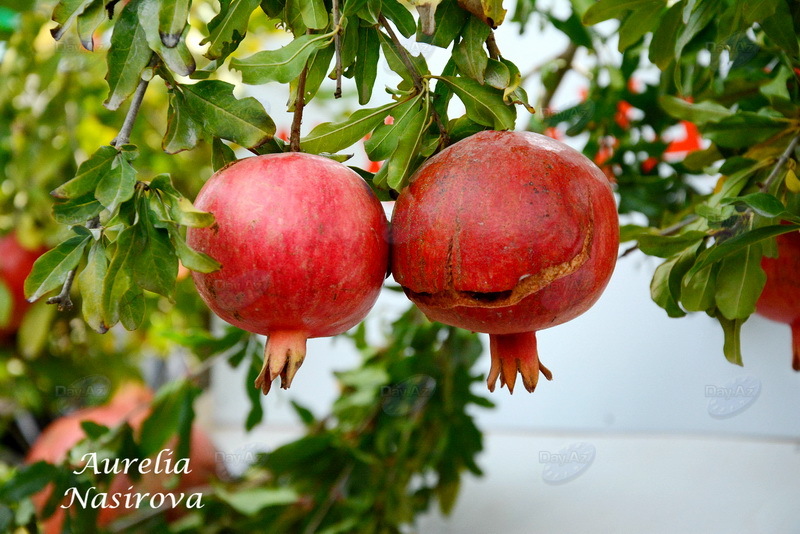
[717, 314, 745, 366]
[582, 0, 660, 25]
[721, 192, 793, 219]
[212, 137, 238, 171]
[51, 145, 118, 200]
[378, 31, 429, 84]
[681, 262, 717, 312]
[181, 80, 276, 149]
[95, 154, 137, 214]
[168, 226, 221, 273]
[299, 0, 328, 29]
[648, 1, 682, 69]
[637, 230, 707, 258]
[118, 287, 145, 330]
[650, 244, 697, 318]
[0, 462, 60, 501]
[355, 27, 380, 105]
[103, 225, 143, 326]
[203, 0, 260, 60]
[439, 76, 516, 130]
[484, 58, 510, 89]
[704, 113, 787, 149]
[76, 0, 107, 50]
[689, 224, 800, 276]
[52, 193, 104, 225]
[135, 206, 178, 298]
[139, 379, 200, 457]
[417, 0, 468, 48]
[365, 95, 423, 160]
[158, 0, 190, 46]
[301, 44, 335, 103]
[453, 15, 490, 82]
[139, 0, 196, 77]
[761, 1, 799, 56]
[547, 10, 592, 48]
[0, 281, 11, 327]
[675, 0, 720, 60]
[24, 234, 91, 302]
[658, 96, 732, 125]
[104, 0, 152, 110]
[715, 244, 766, 320]
[300, 101, 398, 154]
[742, 0, 778, 24]
[382, 0, 416, 38]
[78, 240, 109, 333]
[163, 90, 201, 154]
[386, 100, 429, 189]
[50, 0, 93, 40]
[216, 487, 299, 516]
[230, 33, 329, 84]
[617, 1, 664, 51]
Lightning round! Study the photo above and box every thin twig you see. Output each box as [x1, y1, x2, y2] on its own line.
[47, 217, 101, 311]
[290, 65, 309, 152]
[486, 31, 500, 60]
[332, 0, 343, 98]
[760, 133, 800, 192]
[111, 74, 151, 148]
[302, 462, 354, 534]
[379, 15, 423, 92]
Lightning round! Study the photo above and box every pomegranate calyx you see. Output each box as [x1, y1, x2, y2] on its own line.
[255, 331, 308, 395]
[487, 332, 553, 394]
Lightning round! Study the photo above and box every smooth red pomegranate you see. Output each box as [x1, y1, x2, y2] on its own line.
[392, 131, 619, 393]
[26, 383, 218, 532]
[186, 153, 389, 394]
[0, 232, 45, 338]
[756, 230, 800, 371]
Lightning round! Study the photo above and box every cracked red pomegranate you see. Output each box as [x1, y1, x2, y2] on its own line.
[187, 153, 389, 394]
[391, 131, 619, 393]
[756, 230, 800, 371]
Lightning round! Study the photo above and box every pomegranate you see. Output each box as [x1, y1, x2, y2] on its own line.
[186, 153, 389, 394]
[756, 230, 800, 371]
[392, 131, 619, 393]
[0, 232, 45, 338]
[26, 383, 218, 532]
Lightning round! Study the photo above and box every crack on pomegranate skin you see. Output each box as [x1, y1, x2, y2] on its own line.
[403, 223, 594, 310]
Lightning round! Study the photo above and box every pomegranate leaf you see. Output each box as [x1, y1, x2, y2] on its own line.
[49, 0, 94, 41]
[714, 244, 766, 320]
[78, 240, 109, 333]
[300, 101, 398, 154]
[717, 314, 744, 366]
[438, 76, 516, 130]
[761, 1, 799, 56]
[0, 281, 11, 327]
[452, 15, 490, 82]
[181, 80, 276, 149]
[95, 154, 136, 215]
[103, 0, 151, 111]
[581, 0, 659, 26]
[382, 0, 417, 38]
[24, 234, 91, 302]
[378, 31, 429, 85]
[138, 0, 195, 76]
[416, 0, 468, 48]
[299, 43, 335, 104]
[163, 90, 201, 154]
[212, 137, 238, 171]
[102, 225, 144, 327]
[201, 0, 260, 61]
[365, 94, 423, 160]
[158, 0, 190, 47]
[299, 0, 328, 30]
[140, 379, 200, 458]
[118, 286, 145, 330]
[689, 223, 800, 276]
[215, 487, 300, 516]
[648, 2, 681, 69]
[134, 206, 178, 298]
[230, 33, 330, 84]
[637, 230, 707, 258]
[51, 145, 118, 200]
[168, 226, 221, 273]
[355, 26, 380, 105]
[681, 262, 718, 312]
[76, 0, 105, 50]
[385, 100, 429, 190]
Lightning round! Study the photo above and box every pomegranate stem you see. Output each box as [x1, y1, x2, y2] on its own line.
[487, 332, 552, 394]
[791, 321, 800, 372]
[255, 331, 308, 395]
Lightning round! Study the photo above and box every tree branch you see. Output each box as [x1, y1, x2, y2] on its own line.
[761, 133, 800, 192]
[379, 15, 423, 92]
[111, 74, 150, 148]
[290, 64, 309, 152]
[333, 0, 343, 98]
[539, 43, 578, 112]
[485, 31, 500, 60]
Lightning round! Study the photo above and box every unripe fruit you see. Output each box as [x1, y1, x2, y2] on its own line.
[186, 153, 390, 394]
[756, 230, 800, 371]
[392, 131, 619, 393]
